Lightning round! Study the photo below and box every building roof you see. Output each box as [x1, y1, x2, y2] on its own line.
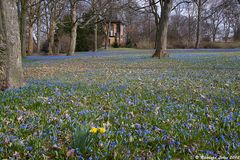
[106, 13, 125, 24]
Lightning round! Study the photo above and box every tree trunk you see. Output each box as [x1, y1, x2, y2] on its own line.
[104, 22, 110, 50]
[212, 30, 216, 42]
[104, 33, 109, 49]
[48, 15, 56, 55]
[68, 2, 77, 56]
[152, 1, 172, 58]
[44, 0, 49, 34]
[94, 21, 98, 52]
[28, 23, 33, 55]
[36, 1, 41, 53]
[20, 0, 27, 56]
[224, 22, 230, 43]
[187, 8, 191, 48]
[37, 18, 41, 53]
[0, 0, 24, 90]
[55, 40, 60, 54]
[195, 0, 201, 49]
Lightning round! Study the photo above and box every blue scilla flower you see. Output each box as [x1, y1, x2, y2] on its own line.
[26, 146, 33, 151]
[135, 123, 141, 129]
[9, 135, 18, 142]
[50, 135, 57, 142]
[237, 142, 240, 147]
[205, 150, 214, 155]
[109, 141, 117, 149]
[19, 124, 27, 130]
[78, 155, 84, 160]
[221, 135, 225, 141]
[228, 112, 233, 122]
[87, 157, 93, 160]
[162, 144, 166, 149]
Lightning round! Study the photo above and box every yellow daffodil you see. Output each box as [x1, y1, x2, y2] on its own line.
[90, 127, 98, 133]
[98, 127, 106, 134]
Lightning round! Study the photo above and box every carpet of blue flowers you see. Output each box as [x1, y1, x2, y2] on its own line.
[0, 50, 240, 159]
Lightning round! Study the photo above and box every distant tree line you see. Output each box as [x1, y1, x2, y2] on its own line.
[127, 0, 240, 57]
[15, 0, 240, 57]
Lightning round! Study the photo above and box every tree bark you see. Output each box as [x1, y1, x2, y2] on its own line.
[223, 21, 230, 43]
[20, 0, 27, 56]
[36, 0, 41, 53]
[152, 0, 172, 58]
[48, 14, 56, 55]
[37, 17, 41, 53]
[28, 23, 33, 55]
[94, 20, 98, 52]
[104, 22, 110, 50]
[0, 0, 24, 90]
[44, 0, 49, 34]
[68, 2, 77, 56]
[195, 0, 201, 49]
[212, 28, 216, 42]
[93, 0, 98, 52]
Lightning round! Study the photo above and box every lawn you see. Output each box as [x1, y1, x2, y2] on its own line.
[0, 50, 240, 159]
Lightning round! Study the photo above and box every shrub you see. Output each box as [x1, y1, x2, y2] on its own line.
[136, 40, 155, 49]
[202, 41, 240, 49]
[112, 42, 119, 48]
[41, 40, 49, 53]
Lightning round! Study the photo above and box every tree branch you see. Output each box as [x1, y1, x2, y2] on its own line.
[171, 1, 191, 11]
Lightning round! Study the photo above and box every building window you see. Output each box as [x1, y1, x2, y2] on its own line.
[117, 23, 121, 34]
[109, 23, 114, 37]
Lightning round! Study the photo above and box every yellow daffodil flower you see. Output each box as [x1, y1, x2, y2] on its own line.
[90, 127, 98, 133]
[98, 127, 106, 134]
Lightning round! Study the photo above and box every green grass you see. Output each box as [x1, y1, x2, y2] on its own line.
[0, 51, 240, 159]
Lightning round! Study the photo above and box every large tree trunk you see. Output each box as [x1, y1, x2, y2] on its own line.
[37, 17, 41, 53]
[104, 32, 109, 49]
[44, 0, 49, 34]
[94, 21, 98, 52]
[0, 0, 24, 90]
[223, 21, 230, 43]
[27, 23, 33, 55]
[68, 2, 77, 56]
[152, 1, 172, 58]
[212, 29, 216, 42]
[36, 1, 41, 53]
[20, 0, 27, 56]
[195, 0, 201, 49]
[48, 15, 56, 55]
[93, 0, 98, 52]
[104, 22, 110, 50]
[187, 5, 192, 48]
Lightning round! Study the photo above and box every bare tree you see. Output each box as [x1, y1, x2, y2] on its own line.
[0, 0, 24, 90]
[193, 0, 208, 48]
[48, 0, 66, 55]
[27, 0, 35, 56]
[36, 0, 42, 53]
[149, 0, 173, 58]
[186, 2, 195, 47]
[209, 3, 223, 42]
[19, 0, 27, 56]
[68, 0, 78, 56]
